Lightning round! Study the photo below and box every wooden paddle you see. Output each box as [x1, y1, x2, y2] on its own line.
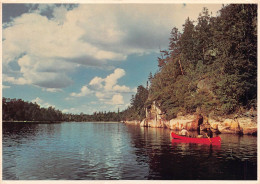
[205, 133, 212, 144]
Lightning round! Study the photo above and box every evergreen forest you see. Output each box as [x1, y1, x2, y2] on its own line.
[3, 97, 121, 122]
[122, 4, 257, 121]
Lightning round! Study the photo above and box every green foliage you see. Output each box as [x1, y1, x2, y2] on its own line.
[2, 98, 63, 121]
[121, 85, 149, 121]
[2, 98, 122, 122]
[145, 4, 257, 119]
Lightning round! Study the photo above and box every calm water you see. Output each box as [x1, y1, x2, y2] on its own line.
[2, 122, 257, 180]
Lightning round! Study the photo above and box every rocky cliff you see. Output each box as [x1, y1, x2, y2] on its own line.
[124, 101, 257, 135]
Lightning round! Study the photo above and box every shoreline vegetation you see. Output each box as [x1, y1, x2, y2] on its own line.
[2, 120, 123, 123]
[3, 5, 257, 136]
[121, 4, 257, 136]
[3, 97, 122, 122]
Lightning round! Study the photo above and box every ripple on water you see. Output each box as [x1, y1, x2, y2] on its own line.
[2, 122, 257, 180]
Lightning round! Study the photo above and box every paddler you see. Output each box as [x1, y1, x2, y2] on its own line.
[197, 114, 203, 135]
[205, 128, 213, 138]
[179, 127, 190, 137]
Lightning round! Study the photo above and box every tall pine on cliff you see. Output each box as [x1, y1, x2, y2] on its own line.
[123, 4, 257, 121]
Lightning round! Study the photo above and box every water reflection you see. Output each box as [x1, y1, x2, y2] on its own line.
[125, 125, 257, 180]
[2, 122, 257, 180]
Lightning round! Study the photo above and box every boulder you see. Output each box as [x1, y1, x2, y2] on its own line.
[147, 119, 165, 128]
[211, 123, 218, 130]
[209, 121, 219, 130]
[209, 120, 220, 133]
[169, 119, 179, 130]
[242, 127, 257, 135]
[140, 119, 148, 127]
[230, 120, 240, 131]
[218, 127, 238, 134]
[219, 119, 243, 134]
[169, 118, 196, 131]
[223, 119, 233, 127]
[186, 120, 198, 131]
[237, 117, 257, 135]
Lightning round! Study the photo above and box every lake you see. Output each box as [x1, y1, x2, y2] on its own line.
[2, 121, 257, 180]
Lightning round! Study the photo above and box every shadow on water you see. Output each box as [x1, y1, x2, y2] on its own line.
[2, 122, 257, 180]
[3, 122, 62, 144]
[125, 125, 257, 180]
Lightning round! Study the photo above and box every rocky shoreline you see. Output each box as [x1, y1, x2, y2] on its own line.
[124, 102, 257, 136]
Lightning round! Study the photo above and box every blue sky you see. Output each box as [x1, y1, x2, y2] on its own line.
[2, 3, 223, 114]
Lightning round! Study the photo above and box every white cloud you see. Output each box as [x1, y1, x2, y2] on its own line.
[70, 85, 92, 97]
[62, 107, 76, 113]
[42, 88, 63, 93]
[62, 104, 98, 114]
[104, 68, 125, 91]
[70, 68, 135, 109]
[111, 94, 124, 105]
[89, 77, 104, 90]
[3, 75, 29, 85]
[31, 97, 55, 108]
[113, 85, 138, 93]
[51, 5, 68, 24]
[89, 71, 135, 94]
[89, 68, 134, 94]
[3, 4, 223, 91]
[3, 7, 125, 90]
[95, 92, 106, 100]
[2, 85, 11, 89]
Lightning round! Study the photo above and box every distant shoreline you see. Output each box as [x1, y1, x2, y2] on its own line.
[2, 120, 123, 123]
[2, 121, 63, 123]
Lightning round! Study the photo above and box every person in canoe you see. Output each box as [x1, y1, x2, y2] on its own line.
[204, 128, 213, 138]
[179, 127, 190, 137]
[197, 114, 203, 135]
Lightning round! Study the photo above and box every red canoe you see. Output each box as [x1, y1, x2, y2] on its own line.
[171, 132, 221, 145]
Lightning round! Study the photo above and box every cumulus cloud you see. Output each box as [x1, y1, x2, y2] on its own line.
[88, 68, 135, 94]
[3, 6, 125, 91]
[111, 94, 124, 105]
[89, 77, 104, 90]
[3, 4, 222, 91]
[32, 97, 55, 108]
[70, 85, 92, 97]
[103, 68, 125, 91]
[70, 68, 135, 106]
[90, 68, 135, 105]
[93, 68, 135, 91]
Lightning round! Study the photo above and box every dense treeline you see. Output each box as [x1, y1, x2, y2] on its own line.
[3, 97, 121, 122]
[63, 111, 121, 122]
[121, 85, 149, 121]
[3, 98, 63, 121]
[123, 4, 257, 120]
